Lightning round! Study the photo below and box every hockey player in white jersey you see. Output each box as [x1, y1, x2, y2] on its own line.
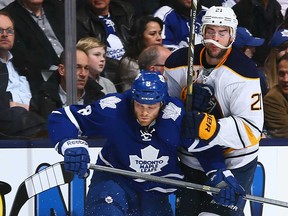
[164, 6, 264, 216]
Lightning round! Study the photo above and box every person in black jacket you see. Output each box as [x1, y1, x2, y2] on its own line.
[2, 0, 65, 95]
[30, 47, 105, 120]
[76, 0, 135, 91]
[0, 11, 46, 139]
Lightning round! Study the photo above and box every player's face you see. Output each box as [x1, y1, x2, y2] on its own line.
[277, 59, 288, 95]
[76, 50, 89, 90]
[142, 21, 162, 49]
[0, 15, 14, 52]
[203, 25, 233, 63]
[87, 46, 106, 80]
[88, 0, 110, 15]
[134, 101, 161, 126]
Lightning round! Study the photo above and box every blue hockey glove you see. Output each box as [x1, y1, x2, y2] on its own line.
[206, 169, 246, 210]
[182, 111, 220, 141]
[180, 83, 215, 112]
[57, 139, 90, 178]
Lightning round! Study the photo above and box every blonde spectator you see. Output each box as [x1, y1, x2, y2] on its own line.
[77, 37, 117, 94]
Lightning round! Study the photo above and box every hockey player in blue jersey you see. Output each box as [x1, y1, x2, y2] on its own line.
[48, 70, 245, 215]
[164, 6, 264, 216]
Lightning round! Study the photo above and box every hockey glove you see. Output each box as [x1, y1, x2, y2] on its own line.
[180, 83, 215, 112]
[57, 139, 90, 178]
[182, 111, 220, 142]
[206, 169, 246, 210]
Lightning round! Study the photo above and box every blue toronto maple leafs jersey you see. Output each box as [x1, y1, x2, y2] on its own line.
[48, 91, 186, 194]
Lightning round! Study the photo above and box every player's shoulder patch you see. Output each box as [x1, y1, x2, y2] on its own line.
[99, 94, 122, 109]
[225, 48, 259, 79]
[162, 97, 184, 121]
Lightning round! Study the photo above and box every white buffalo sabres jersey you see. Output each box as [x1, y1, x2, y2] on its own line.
[164, 45, 264, 170]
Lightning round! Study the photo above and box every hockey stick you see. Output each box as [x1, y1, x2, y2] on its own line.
[89, 164, 288, 209]
[186, 0, 198, 112]
[9, 162, 74, 216]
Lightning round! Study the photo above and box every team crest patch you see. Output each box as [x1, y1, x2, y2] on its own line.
[162, 102, 181, 121]
[99, 96, 121, 109]
[129, 145, 168, 174]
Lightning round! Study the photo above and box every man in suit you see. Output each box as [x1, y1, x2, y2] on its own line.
[2, 0, 65, 94]
[0, 11, 46, 138]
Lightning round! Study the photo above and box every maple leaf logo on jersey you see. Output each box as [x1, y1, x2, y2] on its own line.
[129, 145, 168, 175]
[99, 96, 121, 109]
[162, 102, 181, 121]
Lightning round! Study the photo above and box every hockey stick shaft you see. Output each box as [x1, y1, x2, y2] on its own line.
[186, 0, 198, 112]
[89, 164, 288, 209]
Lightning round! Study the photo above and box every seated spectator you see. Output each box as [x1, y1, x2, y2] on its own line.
[29, 48, 105, 120]
[263, 53, 288, 138]
[154, 0, 191, 51]
[234, 26, 268, 95]
[2, 0, 65, 95]
[119, 15, 163, 91]
[76, 37, 117, 94]
[0, 11, 46, 138]
[138, 45, 171, 74]
[232, 0, 283, 67]
[3, 0, 65, 93]
[264, 28, 288, 89]
[76, 0, 135, 90]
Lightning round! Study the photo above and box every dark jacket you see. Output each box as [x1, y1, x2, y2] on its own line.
[30, 73, 105, 120]
[76, 0, 134, 48]
[2, 0, 65, 94]
[0, 62, 46, 138]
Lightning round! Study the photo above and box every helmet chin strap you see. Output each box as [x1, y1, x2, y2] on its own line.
[202, 39, 233, 49]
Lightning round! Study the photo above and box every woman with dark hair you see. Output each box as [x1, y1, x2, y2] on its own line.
[119, 15, 163, 91]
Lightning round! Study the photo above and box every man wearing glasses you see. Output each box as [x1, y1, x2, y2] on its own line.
[0, 11, 46, 138]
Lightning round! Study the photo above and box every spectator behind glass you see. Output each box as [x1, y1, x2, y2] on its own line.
[232, 0, 283, 67]
[154, 0, 192, 51]
[119, 15, 163, 92]
[76, 0, 135, 91]
[234, 26, 268, 96]
[264, 29, 288, 89]
[76, 37, 117, 94]
[138, 45, 171, 74]
[1, 0, 65, 95]
[0, 0, 14, 9]
[263, 53, 288, 138]
[29, 48, 105, 120]
[0, 11, 46, 138]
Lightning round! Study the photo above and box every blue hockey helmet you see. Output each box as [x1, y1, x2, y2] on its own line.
[131, 70, 168, 105]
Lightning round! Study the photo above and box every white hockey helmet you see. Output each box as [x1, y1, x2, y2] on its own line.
[201, 6, 238, 38]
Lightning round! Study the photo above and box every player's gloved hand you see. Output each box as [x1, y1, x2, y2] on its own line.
[57, 139, 90, 178]
[206, 169, 246, 210]
[180, 83, 215, 112]
[182, 111, 219, 141]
